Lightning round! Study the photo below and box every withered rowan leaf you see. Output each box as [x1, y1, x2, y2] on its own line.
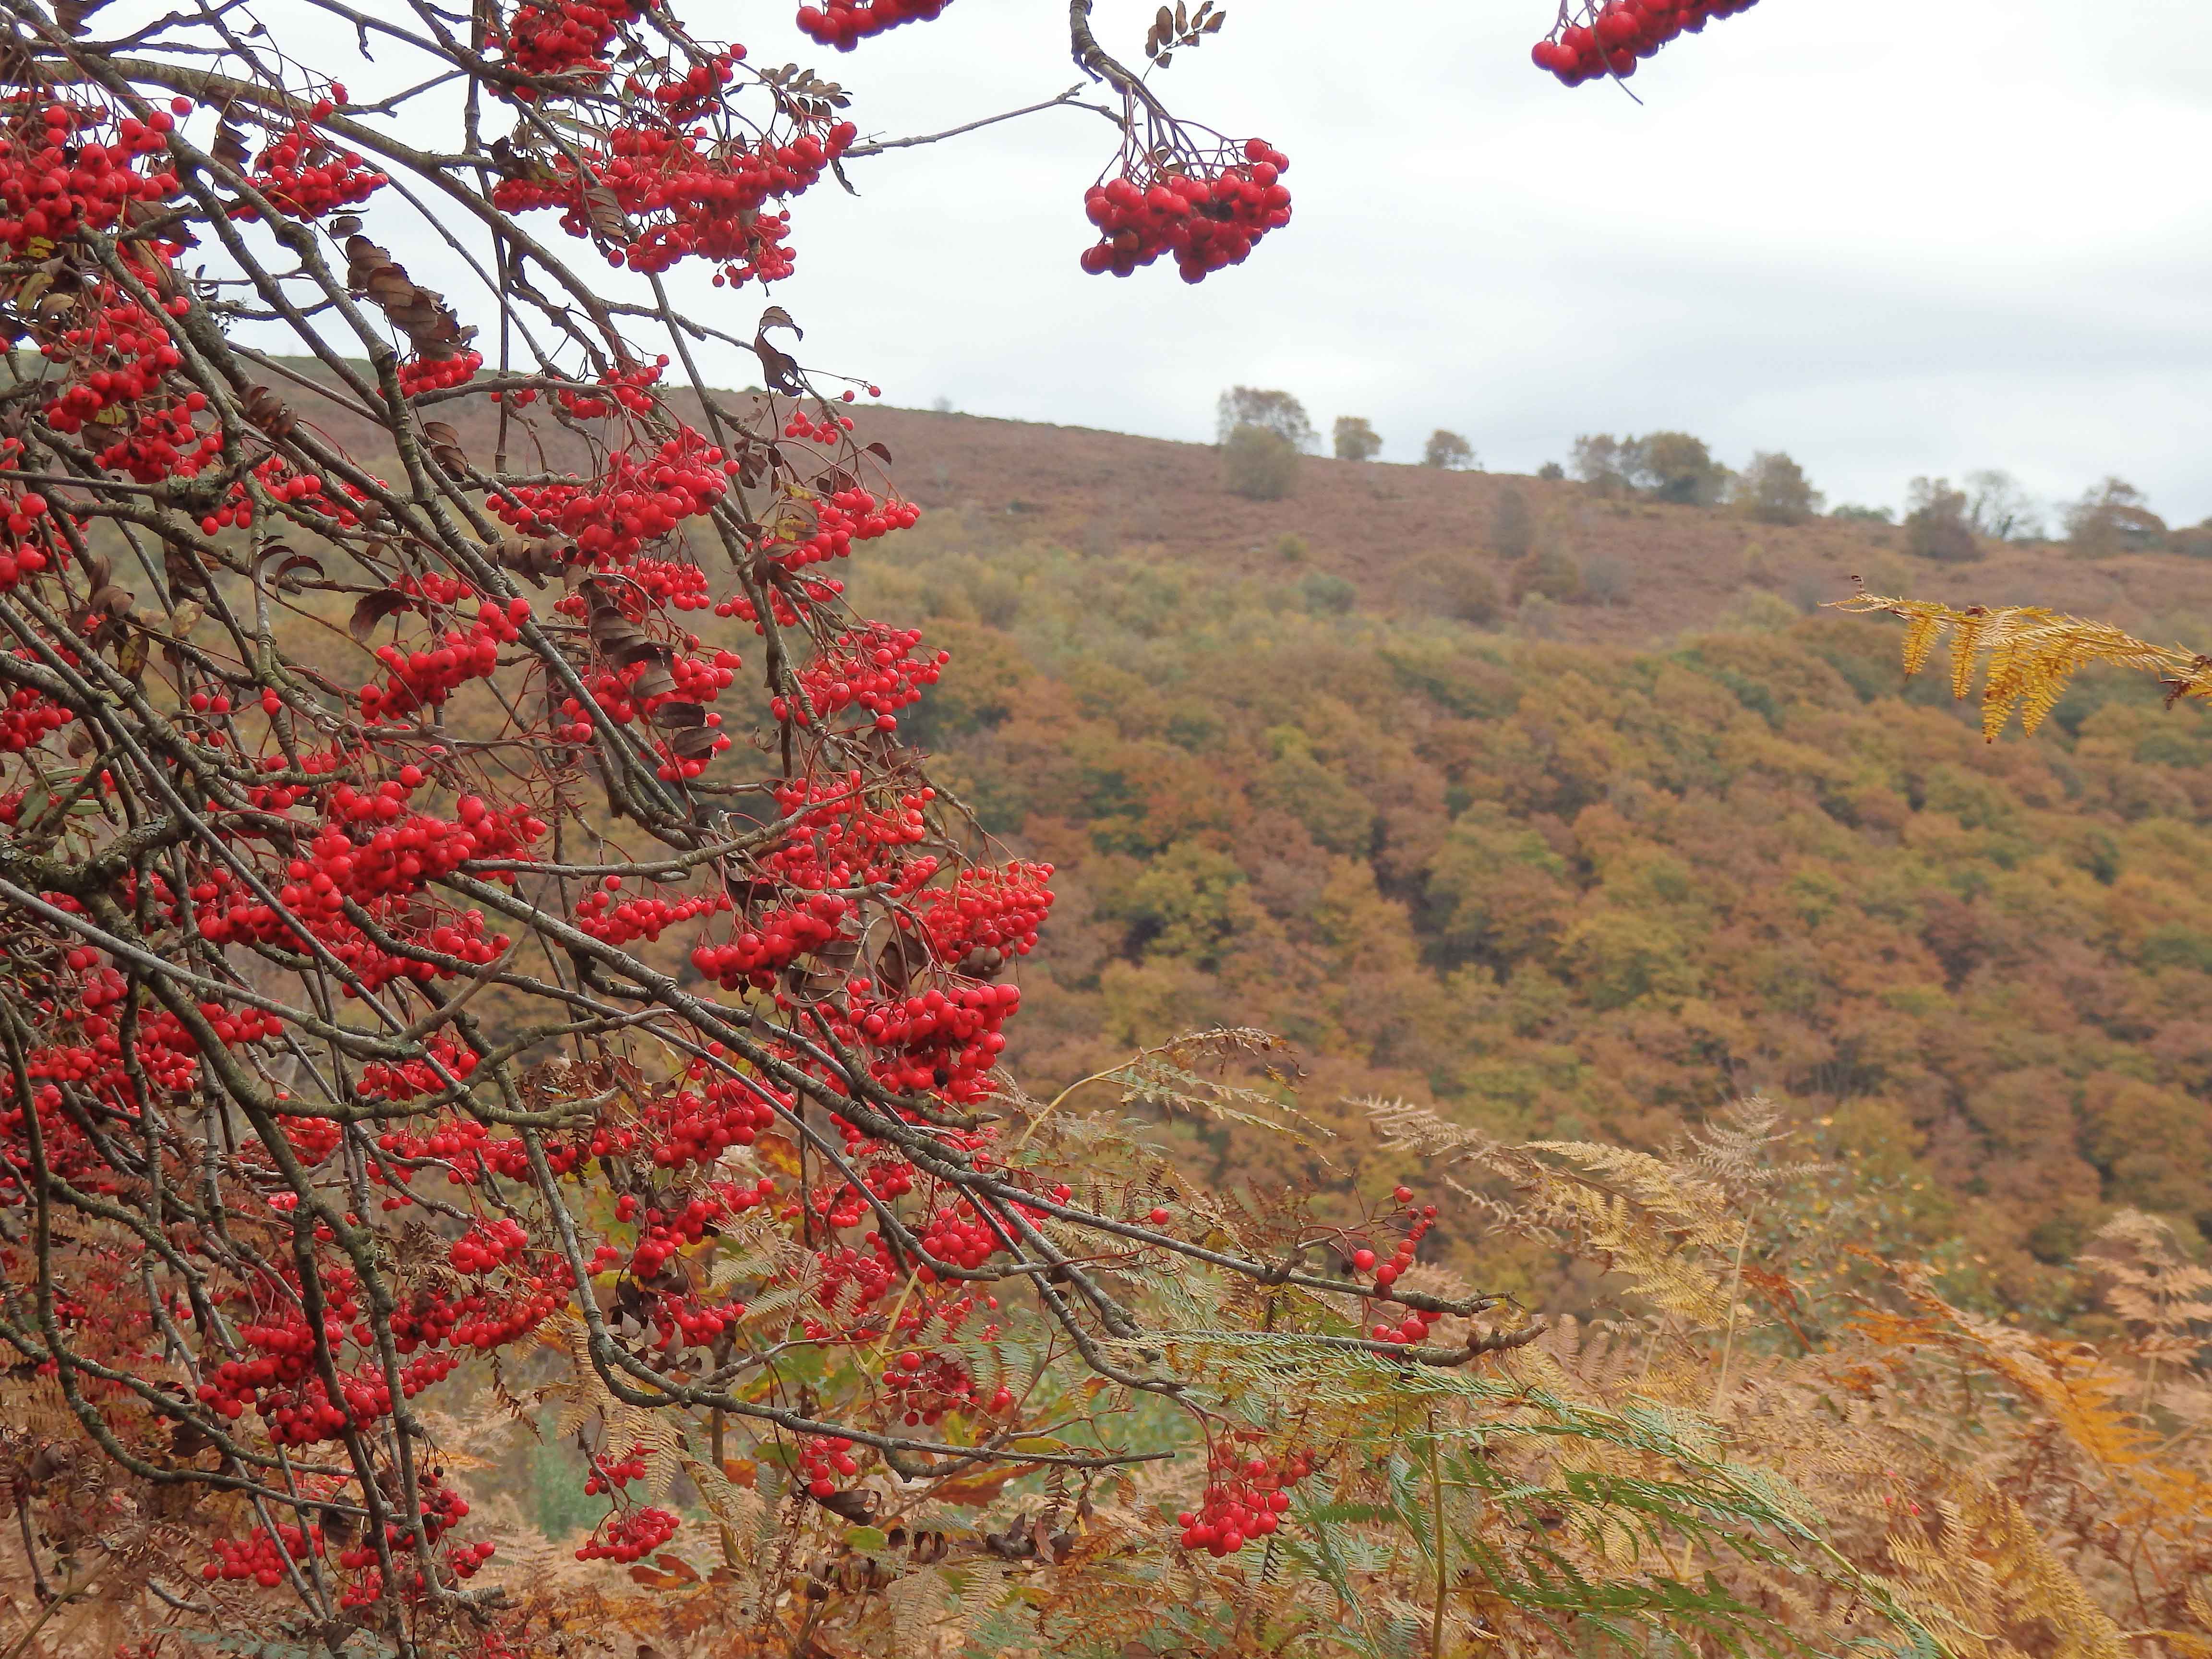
[348, 588, 416, 642]
[583, 182, 632, 242]
[213, 118, 250, 171]
[114, 629, 148, 681]
[242, 385, 295, 437]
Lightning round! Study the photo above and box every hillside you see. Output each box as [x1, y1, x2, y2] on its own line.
[268, 364, 2212, 649]
[840, 405, 2212, 650]
[264, 371, 2212, 1315]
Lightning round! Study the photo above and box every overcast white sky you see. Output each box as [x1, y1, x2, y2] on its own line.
[763, 0, 2212, 526]
[278, 1, 2212, 525]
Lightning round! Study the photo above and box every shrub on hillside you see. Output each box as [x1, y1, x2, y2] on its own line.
[1333, 415, 1382, 460]
[1300, 569, 1358, 614]
[1223, 421, 1300, 499]
[1571, 433, 1632, 497]
[2066, 477, 2167, 558]
[1402, 553, 1501, 624]
[1423, 428, 1477, 469]
[1966, 469, 2044, 541]
[1217, 385, 1315, 450]
[1635, 431, 1731, 505]
[1574, 431, 1729, 505]
[1733, 450, 1824, 524]
[1492, 483, 1534, 559]
[1582, 553, 1629, 607]
[1510, 547, 1584, 603]
[1903, 477, 1982, 562]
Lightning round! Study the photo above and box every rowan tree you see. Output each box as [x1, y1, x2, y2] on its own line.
[0, 1, 2009, 1657]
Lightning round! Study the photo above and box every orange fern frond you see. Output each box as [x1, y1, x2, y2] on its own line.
[1832, 593, 2212, 740]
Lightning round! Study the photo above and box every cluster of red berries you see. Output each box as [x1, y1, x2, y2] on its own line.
[202, 1520, 318, 1586]
[0, 679, 72, 752]
[690, 890, 853, 988]
[1178, 1440, 1310, 1557]
[247, 456, 370, 529]
[233, 120, 387, 220]
[273, 1110, 344, 1166]
[815, 1238, 899, 1314]
[757, 488, 919, 577]
[555, 358, 663, 418]
[623, 50, 740, 116]
[620, 1184, 768, 1278]
[712, 576, 842, 632]
[801, 1435, 862, 1498]
[0, 479, 55, 591]
[796, 0, 948, 50]
[192, 853, 507, 993]
[95, 390, 219, 484]
[360, 1039, 483, 1108]
[756, 779, 935, 902]
[275, 786, 539, 924]
[190, 998, 284, 1047]
[910, 1198, 1004, 1273]
[1350, 1187, 1443, 1342]
[0, 98, 180, 253]
[793, 623, 946, 732]
[1080, 139, 1292, 284]
[421, 1279, 566, 1354]
[447, 1217, 530, 1274]
[491, 430, 730, 564]
[193, 1304, 396, 1445]
[1531, 0, 1759, 84]
[492, 118, 856, 286]
[383, 1265, 567, 1354]
[625, 556, 715, 612]
[780, 409, 853, 445]
[574, 874, 727, 947]
[577, 1506, 681, 1563]
[360, 600, 527, 719]
[884, 1345, 1005, 1426]
[496, 0, 648, 79]
[645, 1077, 781, 1167]
[37, 278, 188, 436]
[910, 861, 1055, 966]
[583, 1444, 649, 1496]
[397, 349, 482, 398]
[329, 1479, 484, 1606]
[847, 980, 1019, 1100]
[16, 962, 207, 1116]
[576, 645, 739, 735]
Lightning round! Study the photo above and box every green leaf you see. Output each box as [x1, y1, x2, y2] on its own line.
[843, 1525, 889, 1553]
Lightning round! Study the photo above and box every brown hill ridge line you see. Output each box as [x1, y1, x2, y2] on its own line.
[262, 361, 2212, 651]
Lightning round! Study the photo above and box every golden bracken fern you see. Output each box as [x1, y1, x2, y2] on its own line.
[1834, 592, 2209, 740]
